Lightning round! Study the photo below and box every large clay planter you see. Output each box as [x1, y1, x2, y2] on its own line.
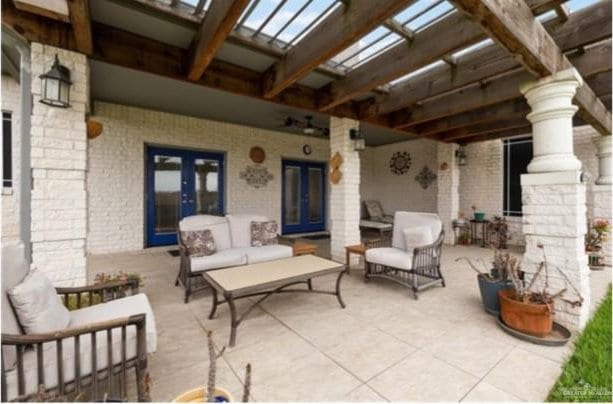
[498, 289, 553, 337]
[173, 387, 234, 402]
[477, 274, 512, 316]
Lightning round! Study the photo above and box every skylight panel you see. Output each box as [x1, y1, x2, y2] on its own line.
[452, 38, 494, 58]
[406, 1, 454, 32]
[566, 0, 600, 12]
[388, 60, 445, 86]
[283, 0, 339, 47]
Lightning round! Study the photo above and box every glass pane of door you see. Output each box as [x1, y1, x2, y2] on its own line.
[153, 155, 182, 233]
[284, 166, 301, 225]
[308, 167, 323, 223]
[194, 158, 220, 215]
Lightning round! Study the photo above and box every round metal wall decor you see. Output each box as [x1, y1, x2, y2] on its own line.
[303, 144, 312, 155]
[249, 146, 266, 164]
[389, 151, 412, 175]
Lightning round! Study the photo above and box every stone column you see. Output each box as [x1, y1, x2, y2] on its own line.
[437, 142, 460, 244]
[591, 135, 612, 265]
[329, 117, 361, 264]
[30, 43, 89, 286]
[520, 68, 590, 330]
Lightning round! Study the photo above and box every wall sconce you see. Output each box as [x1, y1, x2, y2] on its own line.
[455, 147, 468, 166]
[349, 128, 365, 152]
[39, 55, 72, 108]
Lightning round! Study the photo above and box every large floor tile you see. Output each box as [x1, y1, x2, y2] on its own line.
[462, 381, 522, 402]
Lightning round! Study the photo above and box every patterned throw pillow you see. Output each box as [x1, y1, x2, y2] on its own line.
[181, 230, 216, 257]
[364, 200, 384, 221]
[251, 221, 279, 247]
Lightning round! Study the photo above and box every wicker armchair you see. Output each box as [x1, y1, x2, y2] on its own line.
[364, 212, 445, 299]
[1, 245, 153, 402]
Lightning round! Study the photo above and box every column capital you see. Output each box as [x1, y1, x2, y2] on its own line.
[593, 135, 612, 185]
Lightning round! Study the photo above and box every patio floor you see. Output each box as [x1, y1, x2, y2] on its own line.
[87, 243, 611, 402]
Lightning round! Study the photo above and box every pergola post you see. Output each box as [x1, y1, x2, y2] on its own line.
[591, 136, 612, 265]
[30, 43, 89, 286]
[437, 143, 460, 245]
[519, 68, 590, 330]
[329, 117, 361, 264]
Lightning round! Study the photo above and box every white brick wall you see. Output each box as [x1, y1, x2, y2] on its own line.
[1, 75, 21, 243]
[87, 102, 330, 254]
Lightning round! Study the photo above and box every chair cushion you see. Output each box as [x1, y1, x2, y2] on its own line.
[1, 243, 29, 370]
[8, 270, 71, 334]
[181, 229, 216, 257]
[364, 200, 384, 220]
[250, 221, 279, 247]
[226, 214, 270, 248]
[4, 294, 156, 401]
[391, 212, 442, 250]
[402, 226, 435, 251]
[235, 245, 293, 264]
[190, 249, 247, 272]
[365, 247, 413, 270]
[179, 215, 231, 250]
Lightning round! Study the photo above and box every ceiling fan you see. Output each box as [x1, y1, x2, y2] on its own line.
[280, 115, 330, 137]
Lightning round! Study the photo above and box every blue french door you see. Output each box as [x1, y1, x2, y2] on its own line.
[146, 146, 224, 246]
[282, 160, 326, 234]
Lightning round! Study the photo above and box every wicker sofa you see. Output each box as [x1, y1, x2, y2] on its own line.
[177, 214, 293, 303]
[1, 243, 156, 402]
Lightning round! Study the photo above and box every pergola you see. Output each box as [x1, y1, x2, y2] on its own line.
[2, 0, 611, 144]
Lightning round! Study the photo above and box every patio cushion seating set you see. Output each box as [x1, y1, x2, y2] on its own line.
[1, 243, 157, 402]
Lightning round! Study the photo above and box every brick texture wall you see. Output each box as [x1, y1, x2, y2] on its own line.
[1, 75, 21, 243]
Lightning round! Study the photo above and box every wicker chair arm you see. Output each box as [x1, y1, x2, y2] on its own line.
[56, 279, 139, 295]
[412, 231, 445, 255]
[364, 238, 392, 249]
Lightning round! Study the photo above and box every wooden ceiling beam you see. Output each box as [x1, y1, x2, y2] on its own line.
[261, 0, 416, 99]
[451, 0, 611, 135]
[187, 0, 250, 81]
[66, 0, 92, 55]
[12, 0, 69, 22]
[361, 0, 611, 118]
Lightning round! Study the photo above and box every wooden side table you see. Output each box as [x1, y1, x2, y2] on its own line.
[345, 244, 366, 273]
[293, 241, 317, 256]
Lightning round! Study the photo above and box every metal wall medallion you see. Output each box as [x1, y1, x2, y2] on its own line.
[389, 151, 412, 175]
[415, 165, 437, 189]
[240, 165, 273, 188]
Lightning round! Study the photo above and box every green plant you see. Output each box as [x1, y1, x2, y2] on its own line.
[94, 271, 144, 287]
[585, 218, 610, 252]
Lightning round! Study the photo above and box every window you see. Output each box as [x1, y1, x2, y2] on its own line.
[2, 112, 12, 188]
[503, 137, 533, 216]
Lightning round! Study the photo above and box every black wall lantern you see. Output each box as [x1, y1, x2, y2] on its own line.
[455, 146, 468, 166]
[39, 55, 72, 108]
[349, 128, 365, 152]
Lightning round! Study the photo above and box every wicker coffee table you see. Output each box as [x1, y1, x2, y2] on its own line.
[203, 255, 345, 346]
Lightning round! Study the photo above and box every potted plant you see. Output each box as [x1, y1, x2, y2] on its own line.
[585, 218, 610, 270]
[174, 331, 251, 402]
[499, 243, 583, 337]
[457, 232, 471, 245]
[471, 205, 485, 221]
[488, 216, 509, 249]
[456, 248, 513, 315]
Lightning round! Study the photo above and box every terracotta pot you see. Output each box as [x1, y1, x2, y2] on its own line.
[173, 387, 234, 402]
[498, 289, 553, 337]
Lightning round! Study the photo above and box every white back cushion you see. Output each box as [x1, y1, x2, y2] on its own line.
[392, 211, 442, 250]
[8, 270, 71, 334]
[402, 226, 435, 251]
[226, 214, 270, 248]
[179, 215, 232, 250]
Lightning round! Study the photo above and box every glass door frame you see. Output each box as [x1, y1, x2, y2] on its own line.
[281, 159, 327, 234]
[146, 145, 225, 247]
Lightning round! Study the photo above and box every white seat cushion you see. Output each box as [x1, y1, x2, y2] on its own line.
[235, 245, 293, 264]
[226, 214, 270, 248]
[365, 247, 413, 270]
[179, 215, 232, 250]
[4, 294, 157, 401]
[190, 249, 247, 272]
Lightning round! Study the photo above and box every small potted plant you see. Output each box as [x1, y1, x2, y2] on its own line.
[498, 243, 583, 337]
[585, 218, 610, 270]
[456, 248, 513, 315]
[472, 205, 485, 221]
[488, 216, 509, 249]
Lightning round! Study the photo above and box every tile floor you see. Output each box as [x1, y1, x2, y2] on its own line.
[87, 242, 611, 402]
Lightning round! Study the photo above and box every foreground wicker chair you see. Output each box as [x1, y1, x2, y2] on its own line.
[364, 212, 445, 299]
[1, 244, 155, 402]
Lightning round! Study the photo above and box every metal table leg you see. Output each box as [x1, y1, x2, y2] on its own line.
[208, 289, 218, 319]
[227, 293, 238, 347]
[335, 271, 346, 308]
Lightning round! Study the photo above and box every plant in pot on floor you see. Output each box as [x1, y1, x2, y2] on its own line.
[499, 243, 584, 337]
[174, 331, 252, 402]
[456, 247, 513, 315]
[585, 218, 610, 270]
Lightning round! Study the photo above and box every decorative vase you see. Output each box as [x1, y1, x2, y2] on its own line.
[474, 212, 485, 221]
[173, 387, 234, 403]
[499, 289, 553, 337]
[477, 274, 512, 316]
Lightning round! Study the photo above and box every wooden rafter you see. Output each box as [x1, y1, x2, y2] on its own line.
[66, 0, 92, 55]
[187, 0, 250, 81]
[451, 0, 611, 135]
[261, 0, 415, 99]
[13, 0, 69, 22]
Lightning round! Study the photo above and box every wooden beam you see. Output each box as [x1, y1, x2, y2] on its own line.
[262, 0, 415, 99]
[66, 0, 92, 55]
[451, 0, 611, 134]
[362, 0, 611, 118]
[13, 0, 69, 22]
[391, 41, 611, 128]
[187, 0, 250, 81]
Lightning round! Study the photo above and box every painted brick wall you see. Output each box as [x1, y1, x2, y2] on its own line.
[1, 75, 21, 243]
[87, 102, 329, 254]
